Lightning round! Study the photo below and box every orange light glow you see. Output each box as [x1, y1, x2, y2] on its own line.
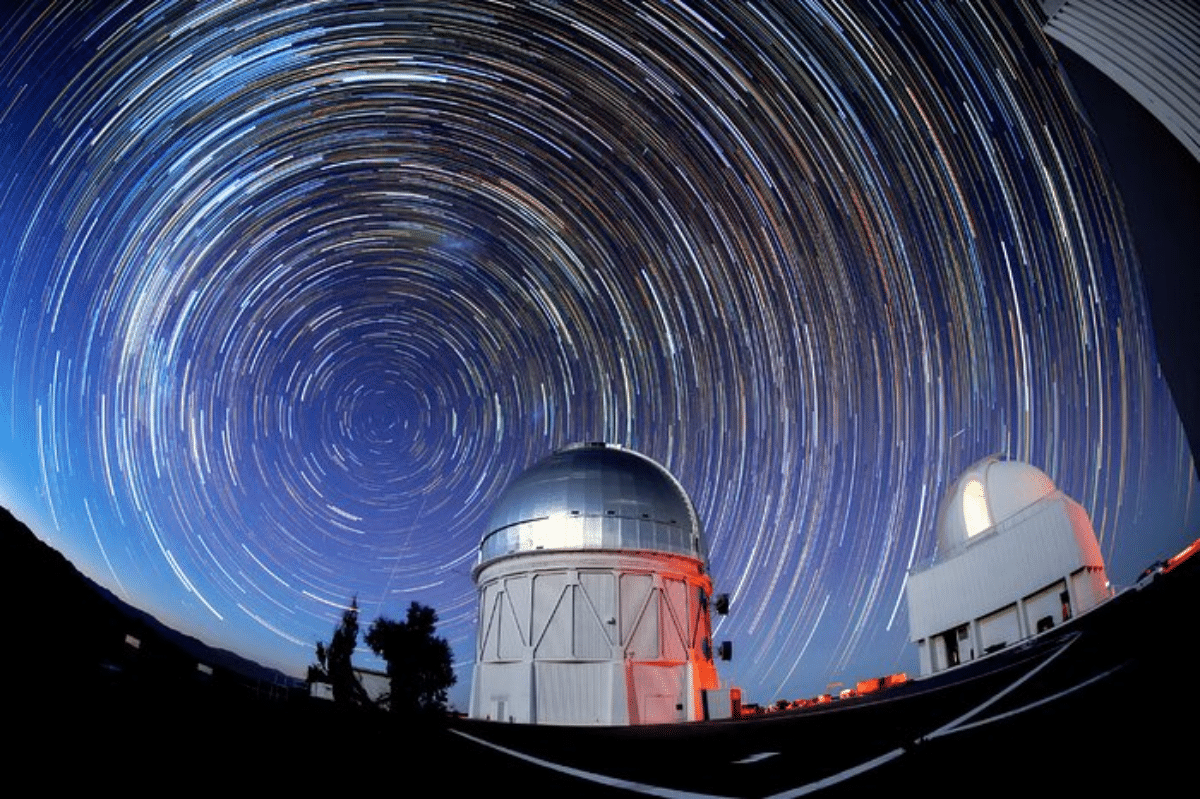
[1167, 538, 1200, 572]
[856, 678, 884, 695]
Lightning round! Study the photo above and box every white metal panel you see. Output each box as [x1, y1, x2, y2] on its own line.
[661, 577, 689, 662]
[620, 572, 654, 647]
[474, 661, 532, 723]
[630, 663, 685, 724]
[533, 572, 572, 658]
[704, 688, 734, 720]
[572, 584, 612, 659]
[1024, 579, 1068, 633]
[578, 570, 616, 640]
[626, 587, 661, 660]
[1044, 0, 1200, 163]
[498, 587, 526, 660]
[1072, 566, 1109, 612]
[478, 583, 502, 662]
[504, 573, 532, 646]
[979, 604, 1020, 652]
[535, 661, 613, 725]
[577, 571, 617, 658]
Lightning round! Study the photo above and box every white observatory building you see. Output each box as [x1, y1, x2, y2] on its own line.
[906, 457, 1111, 676]
[469, 442, 720, 725]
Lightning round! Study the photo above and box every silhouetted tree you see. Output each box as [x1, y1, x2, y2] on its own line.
[310, 597, 371, 707]
[365, 602, 456, 717]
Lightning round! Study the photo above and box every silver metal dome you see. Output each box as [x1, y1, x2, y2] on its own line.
[478, 442, 706, 565]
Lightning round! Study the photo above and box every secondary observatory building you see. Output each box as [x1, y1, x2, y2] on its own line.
[907, 456, 1111, 676]
[469, 442, 721, 725]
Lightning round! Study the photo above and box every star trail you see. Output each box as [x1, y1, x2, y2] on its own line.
[1, 0, 1196, 706]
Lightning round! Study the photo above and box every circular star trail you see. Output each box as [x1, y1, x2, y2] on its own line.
[0, 1, 1195, 704]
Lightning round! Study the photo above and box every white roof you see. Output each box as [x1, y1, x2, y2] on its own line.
[935, 456, 1056, 554]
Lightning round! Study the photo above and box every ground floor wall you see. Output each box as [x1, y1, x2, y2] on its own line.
[914, 566, 1110, 676]
[469, 550, 719, 724]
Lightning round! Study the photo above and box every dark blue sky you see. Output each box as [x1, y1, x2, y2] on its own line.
[1, 0, 1196, 709]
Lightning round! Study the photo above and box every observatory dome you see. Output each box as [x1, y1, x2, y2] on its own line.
[935, 456, 1057, 553]
[477, 442, 705, 566]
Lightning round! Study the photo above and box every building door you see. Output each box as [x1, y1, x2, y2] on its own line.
[941, 628, 960, 668]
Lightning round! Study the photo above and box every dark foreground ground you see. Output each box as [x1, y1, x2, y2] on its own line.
[6, 503, 1197, 796]
[13, 562, 1197, 798]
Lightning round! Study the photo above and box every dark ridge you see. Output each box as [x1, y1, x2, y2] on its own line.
[0, 505, 303, 703]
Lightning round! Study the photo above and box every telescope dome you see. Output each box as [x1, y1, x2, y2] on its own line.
[935, 456, 1057, 553]
[478, 442, 705, 566]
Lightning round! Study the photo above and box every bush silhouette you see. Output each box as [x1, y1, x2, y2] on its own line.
[365, 601, 455, 717]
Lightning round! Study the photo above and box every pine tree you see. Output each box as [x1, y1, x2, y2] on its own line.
[310, 597, 371, 708]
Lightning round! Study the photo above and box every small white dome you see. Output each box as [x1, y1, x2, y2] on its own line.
[935, 457, 1057, 553]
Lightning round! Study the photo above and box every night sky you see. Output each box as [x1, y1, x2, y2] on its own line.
[1, 0, 1196, 709]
